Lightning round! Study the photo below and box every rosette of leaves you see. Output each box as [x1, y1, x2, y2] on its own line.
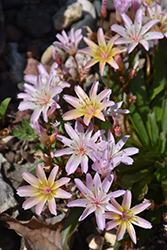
[116, 40, 167, 245]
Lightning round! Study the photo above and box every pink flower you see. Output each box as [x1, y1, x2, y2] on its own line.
[63, 81, 115, 126]
[79, 28, 127, 76]
[111, 8, 164, 53]
[100, 0, 107, 19]
[146, 1, 167, 38]
[17, 164, 72, 215]
[131, 0, 143, 12]
[54, 121, 104, 175]
[87, 131, 139, 174]
[53, 28, 83, 56]
[113, 0, 131, 13]
[104, 190, 152, 244]
[30, 121, 49, 145]
[24, 62, 70, 90]
[68, 173, 125, 230]
[18, 75, 62, 122]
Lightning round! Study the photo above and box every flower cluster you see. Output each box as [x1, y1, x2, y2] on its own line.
[15, 0, 166, 244]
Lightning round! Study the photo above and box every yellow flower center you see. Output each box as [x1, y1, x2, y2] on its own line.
[80, 98, 96, 115]
[39, 184, 53, 196]
[120, 210, 133, 222]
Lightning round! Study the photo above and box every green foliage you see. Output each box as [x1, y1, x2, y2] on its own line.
[0, 97, 11, 119]
[115, 41, 167, 245]
[11, 118, 38, 140]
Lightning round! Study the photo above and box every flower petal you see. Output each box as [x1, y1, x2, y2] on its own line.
[17, 186, 37, 197]
[66, 154, 81, 174]
[35, 198, 47, 215]
[126, 221, 137, 244]
[36, 164, 47, 184]
[95, 212, 105, 230]
[130, 202, 151, 215]
[117, 221, 126, 241]
[55, 188, 72, 199]
[54, 177, 71, 188]
[22, 172, 39, 188]
[130, 216, 152, 229]
[79, 206, 95, 221]
[68, 198, 88, 207]
[48, 166, 59, 186]
[106, 219, 120, 230]
[48, 198, 57, 215]
[22, 196, 40, 210]
[122, 190, 131, 211]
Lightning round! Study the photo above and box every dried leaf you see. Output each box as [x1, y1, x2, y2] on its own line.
[1, 214, 63, 250]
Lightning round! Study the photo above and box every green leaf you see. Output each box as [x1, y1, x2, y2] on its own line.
[11, 118, 38, 140]
[0, 97, 11, 119]
[128, 69, 149, 119]
[161, 178, 167, 199]
[120, 167, 154, 190]
[149, 40, 167, 102]
[154, 164, 167, 182]
[61, 208, 84, 250]
[132, 173, 153, 200]
[161, 97, 167, 136]
[147, 112, 159, 148]
[157, 132, 166, 155]
[128, 105, 150, 148]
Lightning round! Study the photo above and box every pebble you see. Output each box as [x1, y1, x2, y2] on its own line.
[8, 42, 25, 82]
[0, 170, 17, 213]
[53, 2, 82, 30]
[78, 0, 96, 19]
[23, 57, 39, 76]
[104, 229, 117, 246]
[86, 234, 104, 250]
[40, 45, 66, 65]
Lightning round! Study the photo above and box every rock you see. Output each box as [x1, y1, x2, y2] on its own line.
[0, 155, 17, 213]
[0, 80, 18, 102]
[93, 0, 102, 18]
[106, 0, 115, 11]
[16, 8, 51, 38]
[86, 234, 104, 250]
[65, 52, 91, 80]
[6, 24, 24, 42]
[23, 57, 39, 76]
[1, 135, 16, 147]
[5, 151, 15, 164]
[1, 0, 25, 9]
[53, 2, 82, 30]
[40, 45, 66, 65]
[71, 14, 97, 48]
[8, 42, 25, 82]
[7, 162, 34, 189]
[78, 0, 96, 19]
[0, 1, 5, 54]
[104, 229, 117, 247]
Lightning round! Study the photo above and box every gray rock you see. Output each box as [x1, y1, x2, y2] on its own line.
[93, 0, 102, 18]
[0, 154, 17, 213]
[68, 0, 96, 19]
[0, 1, 5, 54]
[16, 8, 52, 38]
[71, 14, 97, 48]
[1, 0, 25, 9]
[0, 176, 17, 213]
[53, 2, 82, 30]
[8, 42, 25, 82]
